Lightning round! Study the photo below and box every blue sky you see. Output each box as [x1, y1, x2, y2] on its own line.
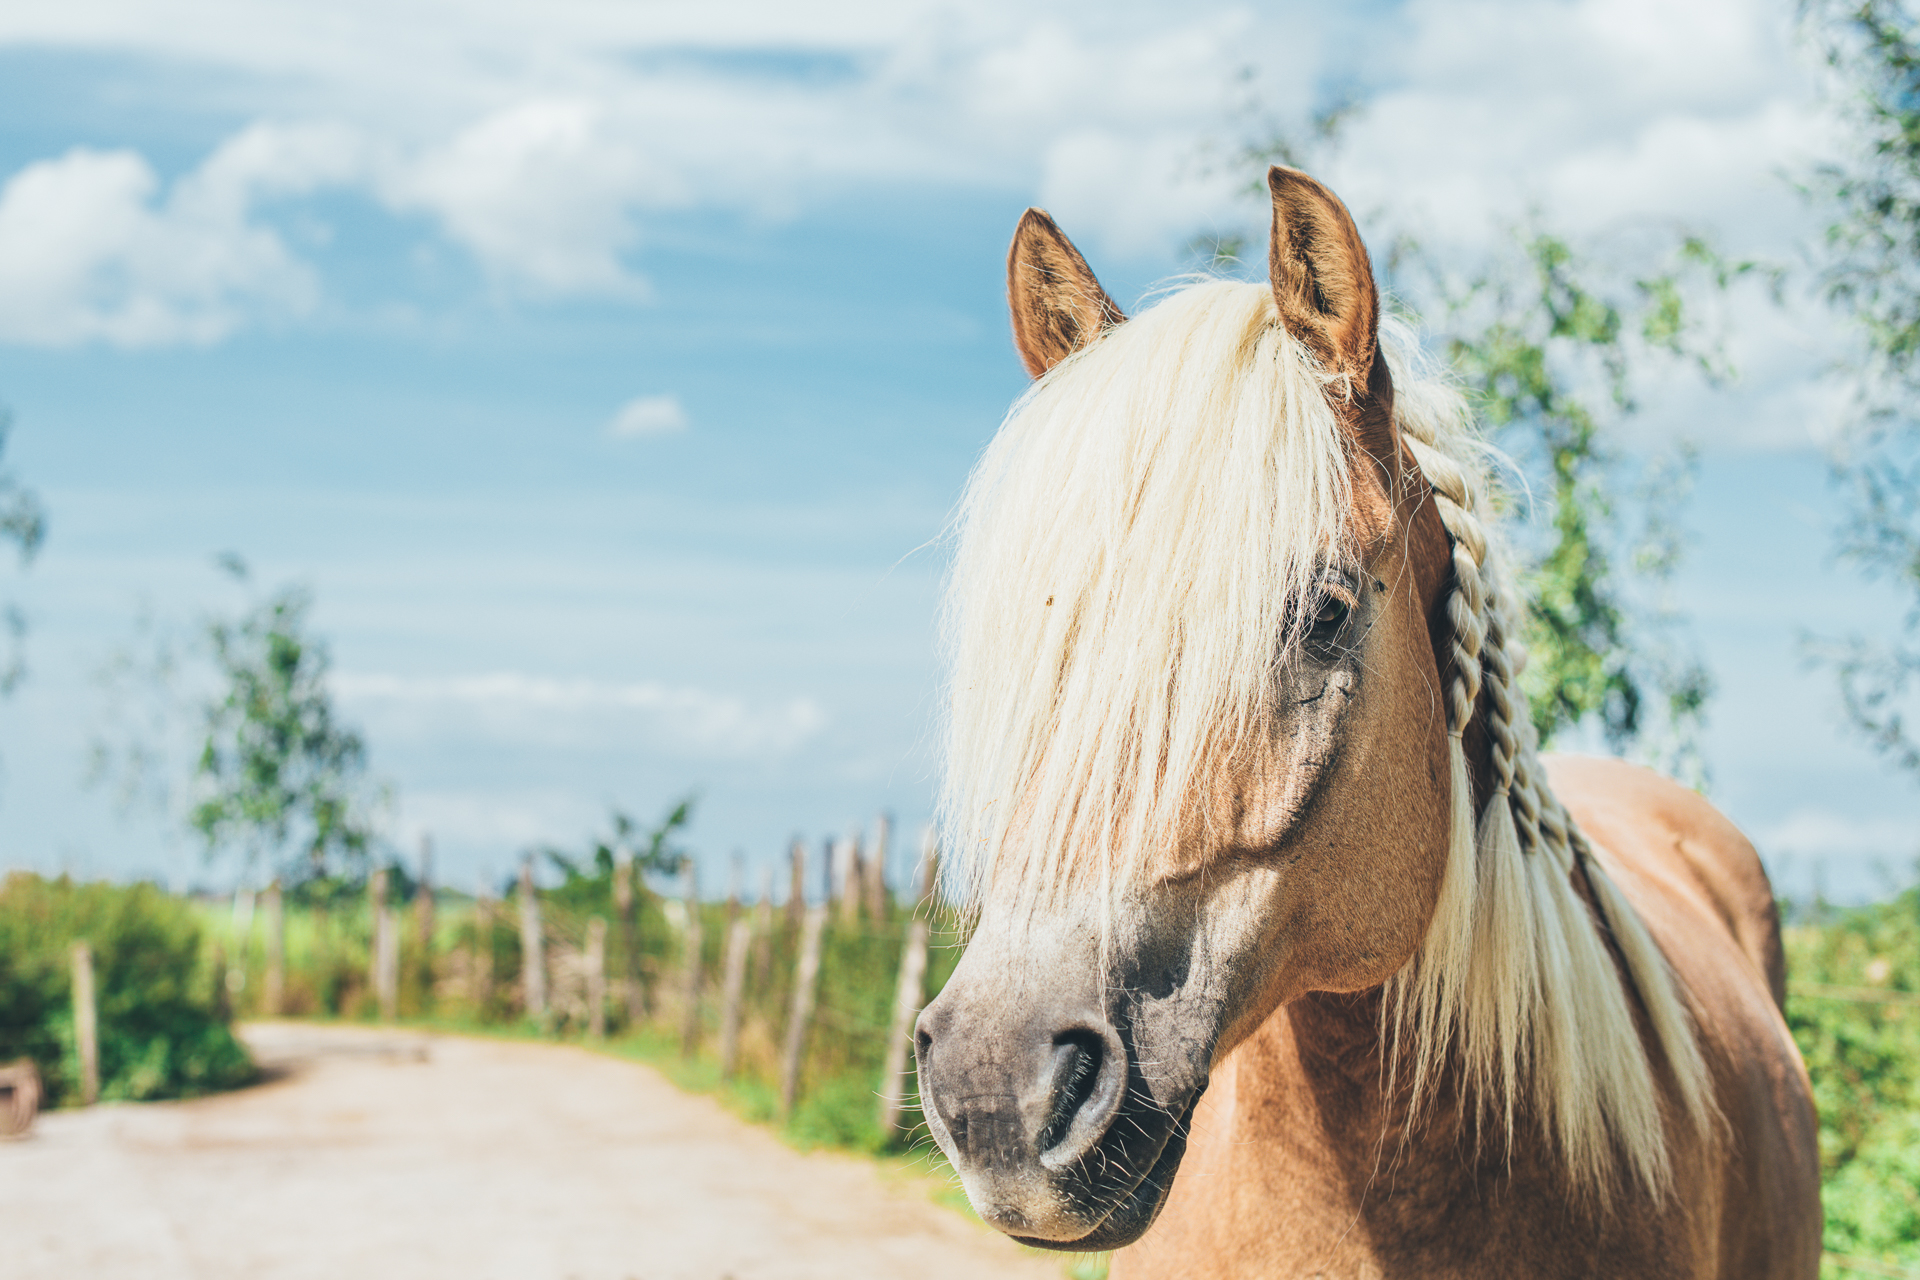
[0, 0, 1910, 901]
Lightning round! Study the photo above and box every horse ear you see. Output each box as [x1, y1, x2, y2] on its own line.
[1266, 166, 1378, 379]
[1007, 209, 1125, 378]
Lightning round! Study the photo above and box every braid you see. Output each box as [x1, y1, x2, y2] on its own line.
[1380, 318, 1715, 1198]
[1409, 442, 1488, 739]
[1404, 433, 1553, 860]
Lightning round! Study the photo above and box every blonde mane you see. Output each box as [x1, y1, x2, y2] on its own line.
[942, 280, 1353, 904]
[940, 279, 1713, 1202]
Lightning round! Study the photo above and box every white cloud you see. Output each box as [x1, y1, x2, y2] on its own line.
[333, 671, 827, 759]
[1037, 129, 1240, 260]
[0, 0, 1843, 370]
[0, 145, 302, 346]
[1321, 0, 1827, 253]
[0, 4, 1341, 338]
[0, 120, 363, 347]
[382, 100, 674, 297]
[606, 393, 689, 438]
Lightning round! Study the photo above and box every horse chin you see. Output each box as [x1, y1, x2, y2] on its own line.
[1011, 1092, 1202, 1254]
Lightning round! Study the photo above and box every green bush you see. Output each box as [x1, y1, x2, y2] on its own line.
[1785, 888, 1920, 1274]
[0, 872, 254, 1106]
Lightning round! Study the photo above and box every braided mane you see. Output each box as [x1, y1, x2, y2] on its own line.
[940, 282, 1713, 1204]
[1384, 325, 1714, 1203]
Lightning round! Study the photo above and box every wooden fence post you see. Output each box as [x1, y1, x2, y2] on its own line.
[519, 857, 548, 1022]
[786, 838, 806, 931]
[834, 834, 860, 927]
[878, 826, 939, 1138]
[679, 857, 703, 1058]
[370, 869, 394, 1020]
[368, 866, 385, 998]
[472, 886, 495, 1011]
[228, 885, 255, 1004]
[416, 835, 436, 1004]
[377, 905, 399, 1021]
[613, 846, 645, 1023]
[780, 905, 828, 1119]
[263, 879, 285, 1017]
[586, 917, 608, 1040]
[376, 872, 400, 1021]
[717, 915, 752, 1080]
[751, 866, 774, 993]
[866, 811, 892, 924]
[820, 836, 836, 911]
[847, 830, 867, 926]
[71, 941, 99, 1106]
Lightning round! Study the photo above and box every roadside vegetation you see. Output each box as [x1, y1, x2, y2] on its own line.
[0, 873, 251, 1106]
[1787, 888, 1920, 1276]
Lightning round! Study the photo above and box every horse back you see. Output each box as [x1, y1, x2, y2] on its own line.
[1546, 755, 1786, 1005]
[1545, 754, 1821, 1280]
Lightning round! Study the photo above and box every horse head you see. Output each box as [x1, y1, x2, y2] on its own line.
[915, 168, 1458, 1249]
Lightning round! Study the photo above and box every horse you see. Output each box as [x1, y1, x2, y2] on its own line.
[914, 167, 1821, 1278]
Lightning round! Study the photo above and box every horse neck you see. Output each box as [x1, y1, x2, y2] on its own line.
[1244, 989, 1522, 1208]
[1273, 989, 1413, 1134]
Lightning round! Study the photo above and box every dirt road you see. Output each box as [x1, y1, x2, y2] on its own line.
[0, 1022, 1065, 1280]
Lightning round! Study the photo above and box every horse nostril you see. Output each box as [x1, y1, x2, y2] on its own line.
[1037, 1029, 1105, 1154]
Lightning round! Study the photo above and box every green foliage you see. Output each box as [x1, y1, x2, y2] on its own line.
[0, 405, 44, 695]
[0, 409, 43, 564]
[778, 917, 925, 1153]
[1786, 889, 1920, 1272]
[1188, 92, 1744, 779]
[526, 798, 696, 1026]
[0, 873, 252, 1106]
[1803, 0, 1920, 786]
[1407, 230, 1744, 771]
[537, 797, 696, 909]
[194, 884, 447, 1019]
[190, 567, 379, 879]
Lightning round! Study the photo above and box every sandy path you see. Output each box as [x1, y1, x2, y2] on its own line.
[0, 1022, 1064, 1280]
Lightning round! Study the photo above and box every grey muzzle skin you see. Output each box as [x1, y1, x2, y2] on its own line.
[915, 886, 1272, 1251]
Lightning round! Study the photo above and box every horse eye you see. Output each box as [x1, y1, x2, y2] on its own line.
[1309, 594, 1350, 638]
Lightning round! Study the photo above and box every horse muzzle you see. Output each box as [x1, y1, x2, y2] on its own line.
[915, 968, 1204, 1250]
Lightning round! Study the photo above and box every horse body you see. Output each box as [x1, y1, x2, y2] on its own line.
[1115, 758, 1819, 1279]
[916, 167, 1821, 1278]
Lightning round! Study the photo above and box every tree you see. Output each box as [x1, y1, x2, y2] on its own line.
[1802, 0, 1920, 786]
[535, 796, 697, 907]
[1188, 98, 1748, 781]
[188, 561, 380, 881]
[1397, 229, 1755, 780]
[0, 406, 45, 694]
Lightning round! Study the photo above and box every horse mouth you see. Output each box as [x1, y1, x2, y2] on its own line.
[1010, 1090, 1202, 1253]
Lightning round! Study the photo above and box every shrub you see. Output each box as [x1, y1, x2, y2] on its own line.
[1785, 887, 1920, 1272]
[0, 873, 253, 1106]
